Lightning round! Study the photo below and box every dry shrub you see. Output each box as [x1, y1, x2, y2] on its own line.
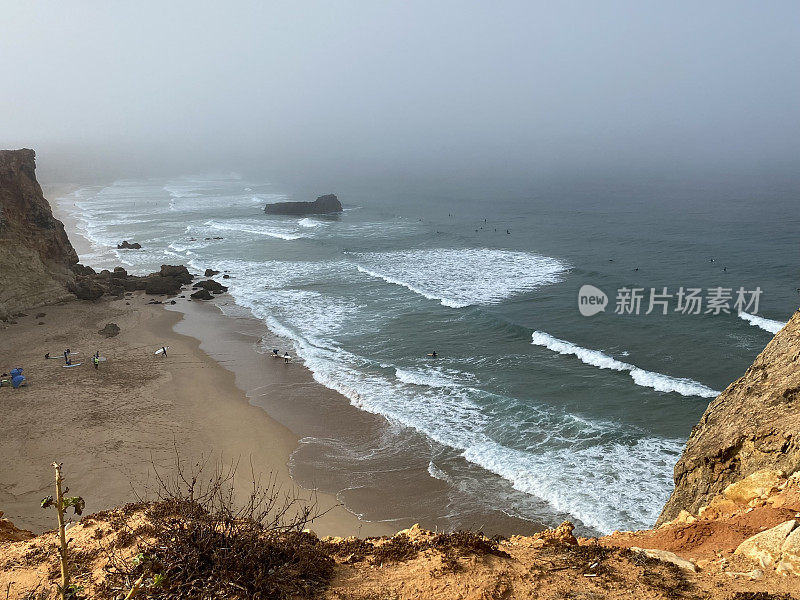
[103, 454, 333, 599]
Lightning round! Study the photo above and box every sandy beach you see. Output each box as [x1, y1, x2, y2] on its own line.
[0, 290, 394, 538]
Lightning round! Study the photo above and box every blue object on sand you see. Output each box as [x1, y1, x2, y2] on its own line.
[11, 375, 25, 389]
[10, 368, 23, 377]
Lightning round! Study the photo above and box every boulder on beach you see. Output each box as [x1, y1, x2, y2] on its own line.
[159, 265, 193, 284]
[98, 322, 120, 337]
[69, 275, 105, 301]
[264, 193, 342, 216]
[190, 289, 214, 300]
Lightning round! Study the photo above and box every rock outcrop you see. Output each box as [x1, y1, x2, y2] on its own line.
[71, 264, 194, 299]
[0, 149, 78, 319]
[658, 310, 800, 524]
[264, 193, 342, 216]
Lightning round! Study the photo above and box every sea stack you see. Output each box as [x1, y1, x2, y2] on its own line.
[264, 193, 342, 216]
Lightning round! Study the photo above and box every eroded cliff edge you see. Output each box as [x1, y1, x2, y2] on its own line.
[0, 149, 78, 319]
[658, 309, 800, 524]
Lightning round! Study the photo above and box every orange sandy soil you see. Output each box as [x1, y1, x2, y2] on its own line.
[3, 495, 800, 599]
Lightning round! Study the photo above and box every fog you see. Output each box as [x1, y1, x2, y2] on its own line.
[1, 1, 798, 186]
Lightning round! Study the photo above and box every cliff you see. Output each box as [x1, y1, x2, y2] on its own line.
[0, 149, 78, 319]
[264, 193, 342, 215]
[658, 309, 800, 524]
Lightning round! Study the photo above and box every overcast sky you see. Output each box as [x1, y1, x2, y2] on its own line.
[1, 1, 798, 182]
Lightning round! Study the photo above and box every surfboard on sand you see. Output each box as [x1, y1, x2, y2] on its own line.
[62, 363, 82, 368]
[154, 347, 170, 355]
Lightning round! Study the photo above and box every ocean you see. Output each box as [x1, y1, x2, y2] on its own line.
[57, 171, 798, 536]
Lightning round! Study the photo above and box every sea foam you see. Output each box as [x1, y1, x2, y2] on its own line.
[738, 312, 785, 334]
[352, 249, 568, 308]
[531, 331, 719, 398]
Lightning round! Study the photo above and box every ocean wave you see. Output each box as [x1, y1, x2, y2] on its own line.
[395, 367, 475, 389]
[202, 258, 682, 534]
[204, 219, 305, 240]
[531, 331, 719, 398]
[352, 249, 568, 308]
[298, 218, 324, 228]
[738, 312, 785, 334]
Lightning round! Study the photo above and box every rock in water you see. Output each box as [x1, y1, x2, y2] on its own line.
[264, 193, 342, 216]
[658, 309, 800, 524]
[192, 279, 228, 293]
[117, 240, 142, 249]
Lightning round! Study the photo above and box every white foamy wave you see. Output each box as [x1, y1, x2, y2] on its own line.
[298, 218, 324, 228]
[531, 331, 719, 398]
[205, 260, 680, 533]
[352, 249, 568, 308]
[738, 312, 785, 335]
[395, 367, 474, 389]
[428, 461, 451, 482]
[204, 219, 305, 240]
[462, 435, 681, 533]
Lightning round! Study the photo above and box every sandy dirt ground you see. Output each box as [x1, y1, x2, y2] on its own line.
[0, 293, 392, 539]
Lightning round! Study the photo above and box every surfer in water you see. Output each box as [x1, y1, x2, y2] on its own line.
[283, 352, 290, 363]
[430, 350, 438, 358]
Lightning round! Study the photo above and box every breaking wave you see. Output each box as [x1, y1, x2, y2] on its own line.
[531, 331, 719, 398]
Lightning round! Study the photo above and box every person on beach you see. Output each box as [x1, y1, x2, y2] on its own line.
[63, 349, 69, 364]
[161, 346, 168, 357]
[283, 352, 290, 363]
[93, 355, 99, 369]
[272, 349, 279, 357]
[44, 352, 50, 359]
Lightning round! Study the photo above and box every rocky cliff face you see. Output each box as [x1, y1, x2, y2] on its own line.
[0, 149, 78, 320]
[658, 310, 800, 524]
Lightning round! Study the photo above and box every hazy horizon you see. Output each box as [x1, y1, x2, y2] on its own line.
[2, 1, 799, 188]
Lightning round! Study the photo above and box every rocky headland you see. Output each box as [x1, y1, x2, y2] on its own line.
[659, 309, 800, 524]
[0, 149, 78, 320]
[0, 149, 226, 318]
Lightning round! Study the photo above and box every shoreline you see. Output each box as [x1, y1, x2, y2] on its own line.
[47, 186, 540, 537]
[0, 190, 398, 538]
